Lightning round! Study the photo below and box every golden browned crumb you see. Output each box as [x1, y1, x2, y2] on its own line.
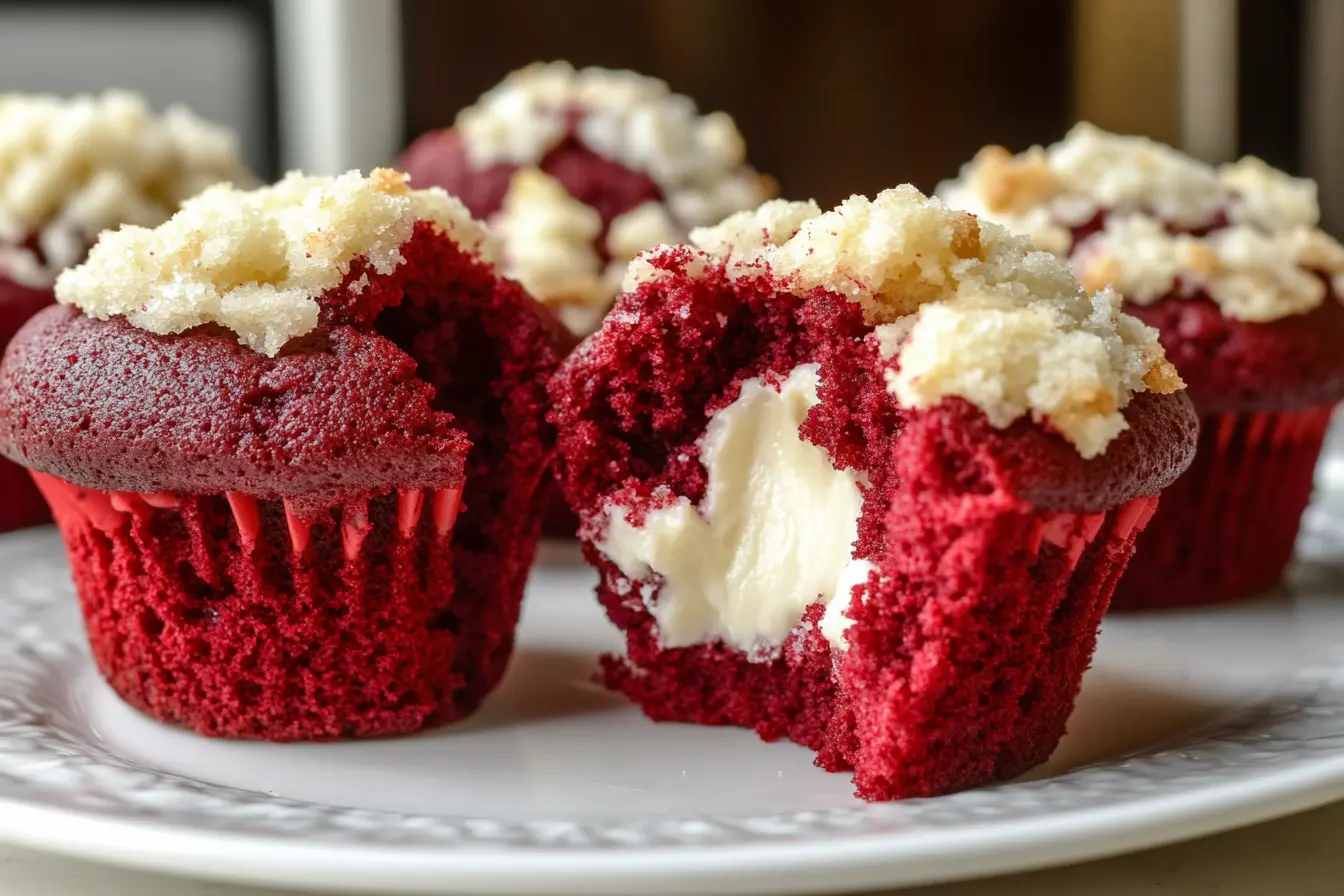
[1143, 357, 1185, 393]
[970, 145, 1065, 216]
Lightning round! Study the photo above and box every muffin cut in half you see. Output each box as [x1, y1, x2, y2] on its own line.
[940, 124, 1344, 609]
[0, 90, 253, 533]
[399, 60, 774, 339]
[550, 187, 1198, 800]
[0, 169, 561, 740]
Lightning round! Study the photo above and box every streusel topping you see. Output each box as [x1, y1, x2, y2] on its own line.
[634, 185, 1182, 458]
[56, 169, 495, 356]
[491, 168, 681, 336]
[937, 123, 1344, 322]
[456, 62, 769, 225]
[0, 91, 253, 287]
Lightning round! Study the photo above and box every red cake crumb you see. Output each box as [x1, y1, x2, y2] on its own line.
[550, 230, 1197, 799]
[398, 105, 656, 543]
[0, 188, 561, 739]
[400, 63, 775, 537]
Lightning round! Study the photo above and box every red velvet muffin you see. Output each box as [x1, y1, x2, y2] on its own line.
[549, 187, 1198, 800]
[399, 61, 774, 339]
[940, 124, 1344, 609]
[0, 91, 253, 533]
[0, 169, 561, 740]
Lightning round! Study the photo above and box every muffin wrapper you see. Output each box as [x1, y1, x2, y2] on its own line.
[29, 471, 512, 741]
[1112, 403, 1335, 610]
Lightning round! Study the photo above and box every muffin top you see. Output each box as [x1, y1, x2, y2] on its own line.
[0, 91, 253, 288]
[56, 168, 494, 356]
[0, 169, 559, 503]
[625, 185, 1183, 458]
[550, 188, 1197, 649]
[937, 123, 1344, 324]
[398, 61, 773, 335]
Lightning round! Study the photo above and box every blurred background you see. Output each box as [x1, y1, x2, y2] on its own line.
[1, 0, 1340, 230]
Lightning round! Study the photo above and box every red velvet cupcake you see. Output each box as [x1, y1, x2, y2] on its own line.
[0, 169, 561, 740]
[549, 187, 1197, 800]
[0, 90, 253, 533]
[940, 124, 1344, 608]
[399, 61, 774, 339]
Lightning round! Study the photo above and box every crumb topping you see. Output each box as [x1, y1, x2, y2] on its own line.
[0, 91, 253, 288]
[491, 168, 685, 335]
[453, 62, 772, 335]
[638, 185, 1182, 458]
[937, 122, 1344, 322]
[55, 169, 496, 356]
[492, 168, 608, 335]
[881, 289, 1181, 459]
[1073, 214, 1344, 322]
[455, 62, 768, 224]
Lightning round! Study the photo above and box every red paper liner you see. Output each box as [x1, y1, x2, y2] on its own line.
[29, 471, 523, 741]
[1112, 404, 1335, 610]
[598, 493, 1159, 801]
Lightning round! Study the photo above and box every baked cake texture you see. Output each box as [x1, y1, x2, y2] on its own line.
[398, 61, 774, 338]
[0, 169, 561, 739]
[401, 62, 774, 536]
[940, 124, 1344, 608]
[0, 90, 253, 532]
[549, 186, 1198, 799]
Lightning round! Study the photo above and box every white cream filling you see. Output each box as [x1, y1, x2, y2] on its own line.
[598, 363, 868, 653]
[819, 558, 876, 649]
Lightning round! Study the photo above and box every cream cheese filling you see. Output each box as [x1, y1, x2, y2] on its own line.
[598, 363, 868, 653]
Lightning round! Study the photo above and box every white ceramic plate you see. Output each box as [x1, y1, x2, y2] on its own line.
[5, 464, 1344, 896]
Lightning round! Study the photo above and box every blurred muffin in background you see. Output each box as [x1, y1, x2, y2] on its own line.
[0, 90, 253, 532]
[399, 61, 775, 339]
[939, 123, 1344, 609]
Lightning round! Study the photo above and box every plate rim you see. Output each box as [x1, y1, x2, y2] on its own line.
[4, 523, 1344, 895]
[0, 757, 1341, 895]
